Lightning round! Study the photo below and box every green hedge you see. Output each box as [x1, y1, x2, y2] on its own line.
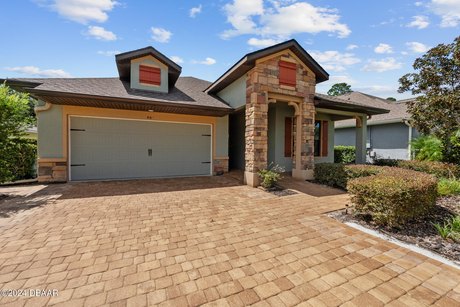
[0, 138, 37, 183]
[374, 159, 460, 179]
[314, 163, 383, 189]
[348, 168, 437, 227]
[334, 146, 355, 164]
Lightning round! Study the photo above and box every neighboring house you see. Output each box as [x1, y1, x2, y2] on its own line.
[26, 126, 37, 140]
[334, 92, 419, 161]
[3, 40, 388, 186]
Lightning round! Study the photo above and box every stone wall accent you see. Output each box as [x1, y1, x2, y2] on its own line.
[38, 161, 67, 182]
[213, 157, 229, 175]
[245, 52, 316, 177]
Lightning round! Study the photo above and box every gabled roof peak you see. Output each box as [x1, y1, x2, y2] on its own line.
[115, 46, 182, 88]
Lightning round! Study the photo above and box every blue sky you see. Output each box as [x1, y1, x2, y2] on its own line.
[1, 0, 459, 99]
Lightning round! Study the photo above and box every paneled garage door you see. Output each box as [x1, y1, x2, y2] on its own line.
[69, 117, 212, 181]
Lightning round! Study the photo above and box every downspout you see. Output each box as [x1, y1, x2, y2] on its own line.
[34, 102, 52, 113]
[403, 120, 412, 159]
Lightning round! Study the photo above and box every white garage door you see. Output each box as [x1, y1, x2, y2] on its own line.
[70, 117, 212, 181]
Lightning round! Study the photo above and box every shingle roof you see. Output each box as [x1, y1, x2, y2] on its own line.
[5, 77, 232, 112]
[314, 93, 390, 116]
[334, 92, 411, 128]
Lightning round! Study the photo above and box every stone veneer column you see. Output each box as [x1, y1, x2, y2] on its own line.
[244, 78, 268, 186]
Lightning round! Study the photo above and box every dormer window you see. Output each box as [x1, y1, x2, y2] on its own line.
[279, 61, 296, 87]
[139, 65, 161, 86]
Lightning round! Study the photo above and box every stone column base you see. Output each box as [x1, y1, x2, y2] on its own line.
[292, 169, 314, 181]
[213, 157, 229, 175]
[38, 160, 67, 183]
[244, 171, 259, 187]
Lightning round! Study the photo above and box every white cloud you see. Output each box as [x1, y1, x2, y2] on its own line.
[37, 0, 118, 24]
[430, 0, 460, 27]
[151, 27, 172, 43]
[346, 44, 358, 50]
[406, 15, 430, 29]
[415, 2, 424, 6]
[362, 58, 402, 72]
[221, 0, 350, 42]
[374, 43, 393, 54]
[221, 0, 264, 38]
[87, 26, 117, 41]
[406, 41, 430, 53]
[170, 56, 184, 64]
[97, 50, 120, 56]
[355, 85, 398, 97]
[247, 37, 280, 48]
[5, 66, 72, 78]
[192, 57, 217, 65]
[308, 50, 360, 72]
[190, 4, 202, 18]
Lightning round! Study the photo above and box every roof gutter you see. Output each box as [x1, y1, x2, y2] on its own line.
[26, 88, 233, 116]
[335, 117, 405, 129]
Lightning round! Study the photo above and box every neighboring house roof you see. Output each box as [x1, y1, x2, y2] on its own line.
[206, 39, 329, 94]
[334, 92, 412, 128]
[314, 93, 390, 118]
[4, 77, 232, 117]
[115, 46, 182, 88]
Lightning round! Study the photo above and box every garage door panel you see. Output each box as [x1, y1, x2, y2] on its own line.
[70, 117, 211, 181]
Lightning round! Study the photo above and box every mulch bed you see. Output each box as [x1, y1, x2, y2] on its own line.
[329, 195, 460, 262]
[258, 185, 298, 197]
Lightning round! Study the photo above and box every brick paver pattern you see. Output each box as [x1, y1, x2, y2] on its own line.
[0, 175, 459, 306]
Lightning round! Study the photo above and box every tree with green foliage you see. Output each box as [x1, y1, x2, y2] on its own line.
[399, 36, 460, 163]
[0, 83, 36, 183]
[327, 83, 352, 96]
[386, 97, 396, 101]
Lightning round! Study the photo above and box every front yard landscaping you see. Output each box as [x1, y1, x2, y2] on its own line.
[316, 161, 460, 263]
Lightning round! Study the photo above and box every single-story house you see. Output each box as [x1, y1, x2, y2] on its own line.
[3, 40, 388, 186]
[334, 92, 419, 161]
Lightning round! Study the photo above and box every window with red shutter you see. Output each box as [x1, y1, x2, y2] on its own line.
[139, 65, 161, 86]
[279, 61, 297, 87]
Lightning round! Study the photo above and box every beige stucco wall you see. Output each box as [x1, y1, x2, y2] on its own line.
[217, 76, 246, 109]
[36, 104, 229, 181]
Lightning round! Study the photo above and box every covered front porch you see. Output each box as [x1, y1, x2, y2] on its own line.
[228, 93, 389, 186]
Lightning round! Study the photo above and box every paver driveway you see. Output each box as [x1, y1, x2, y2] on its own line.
[0, 175, 459, 307]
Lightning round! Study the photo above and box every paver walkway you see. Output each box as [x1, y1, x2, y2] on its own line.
[0, 175, 459, 306]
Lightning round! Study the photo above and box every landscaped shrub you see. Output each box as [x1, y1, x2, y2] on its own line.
[258, 164, 285, 189]
[314, 163, 383, 189]
[0, 138, 37, 182]
[373, 158, 400, 167]
[373, 159, 460, 179]
[348, 168, 438, 227]
[334, 146, 355, 164]
[437, 179, 460, 196]
[396, 160, 460, 179]
[410, 135, 444, 161]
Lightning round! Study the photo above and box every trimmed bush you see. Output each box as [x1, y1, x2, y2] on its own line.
[373, 158, 400, 167]
[396, 160, 460, 179]
[0, 138, 37, 182]
[314, 163, 383, 189]
[348, 168, 438, 227]
[373, 159, 460, 179]
[258, 164, 285, 189]
[334, 146, 355, 164]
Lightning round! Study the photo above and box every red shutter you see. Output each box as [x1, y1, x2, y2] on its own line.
[284, 117, 293, 157]
[321, 121, 328, 157]
[139, 65, 161, 86]
[279, 61, 297, 87]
